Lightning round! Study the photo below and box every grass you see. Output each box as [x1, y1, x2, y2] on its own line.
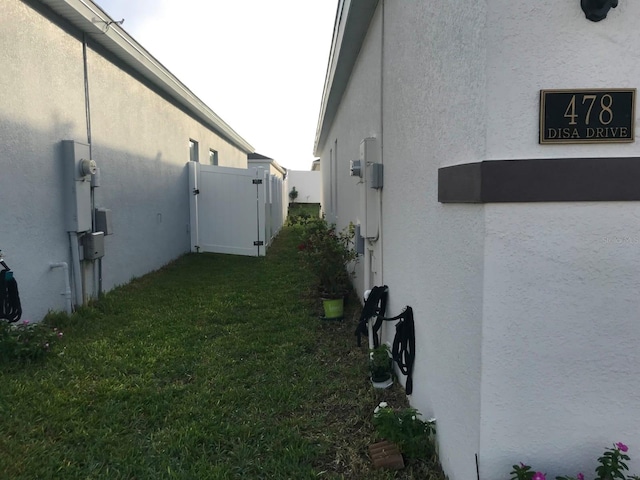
[288, 202, 321, 218]
[0, 218, 446, 479]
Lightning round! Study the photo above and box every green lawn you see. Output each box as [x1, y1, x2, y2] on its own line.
[0, 223, 445, 479]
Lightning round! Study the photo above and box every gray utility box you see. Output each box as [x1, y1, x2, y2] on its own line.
[369, 163, 384, 189]
[61, 140, 94, 233]
[95, 208, 113, 235]
[83, 232, 105, 260]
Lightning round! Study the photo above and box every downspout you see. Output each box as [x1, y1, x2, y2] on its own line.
[69, 232, 83, 308]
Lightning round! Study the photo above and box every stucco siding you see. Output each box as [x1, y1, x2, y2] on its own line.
[1, 0, 90, 320]
[485, 0, 640, 161]
[319, 3, 384, 294]
[1, 0, 251, 320]
[481, 203, 640, 478]
[286, 170, 321, 204]
[478, 1, 640, 477]
[381, 2, 487, 479]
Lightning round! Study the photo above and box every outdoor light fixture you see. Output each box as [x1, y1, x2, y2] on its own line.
[581, 0, 618, 22]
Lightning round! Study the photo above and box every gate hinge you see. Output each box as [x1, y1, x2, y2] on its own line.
[252, 179, 263, 185]
[193, 188, 200, 195]
[253, 241, 264, 246]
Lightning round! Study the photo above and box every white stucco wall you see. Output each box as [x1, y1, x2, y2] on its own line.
[1, 0, 251, 320]
[317, 1, 640, 479]
[317, 2, 486, 479]
[481, 203, 640, 478]
[1, 1, 92, 321]
[382, 2, 487, 479]
[319, 4, 384, 297]
[286, 170, 320, 204]
[478, 2, 640, 478]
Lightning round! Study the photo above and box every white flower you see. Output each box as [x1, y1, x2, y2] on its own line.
[374, 402, 388, 415]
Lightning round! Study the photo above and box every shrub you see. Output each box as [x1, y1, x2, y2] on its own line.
[0, 318, 64, 363]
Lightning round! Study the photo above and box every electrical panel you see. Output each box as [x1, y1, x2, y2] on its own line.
[62, 140, 94, 233]
[370, 163, 384, 189]
[355, 224, 365, 255]
[95, 208, 113, 235]
[360, 138, 380, 239]
[350, 159, 363, 177]
[83, 232, 105, 260]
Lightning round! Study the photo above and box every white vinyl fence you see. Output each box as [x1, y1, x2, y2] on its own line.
[188, 162, 285, 257]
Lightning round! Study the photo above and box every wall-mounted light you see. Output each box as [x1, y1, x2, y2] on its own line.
[581, 0, 618, 22]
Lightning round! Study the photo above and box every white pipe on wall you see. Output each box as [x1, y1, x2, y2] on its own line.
[49, 262, 72, 314]
[69, 232, 83, 308]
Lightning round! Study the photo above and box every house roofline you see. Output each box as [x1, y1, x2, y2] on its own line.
[248, 157, 287, 176]
[36, 0, 255, 154]
[313, 0, 379, 156]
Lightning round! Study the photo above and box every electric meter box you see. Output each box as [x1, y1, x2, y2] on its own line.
[370, 163, 384, 189]
[83, 232, 105, 260]
[95, 208, 113, 235]
[62, 140, 93, 233]
[350, 159, 363, 177]
[355, 224, 365, 255]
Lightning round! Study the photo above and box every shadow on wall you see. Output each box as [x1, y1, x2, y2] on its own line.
[0, 114, 192, 320]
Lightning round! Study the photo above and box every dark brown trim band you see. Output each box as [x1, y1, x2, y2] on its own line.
[438, 157, 640, 203]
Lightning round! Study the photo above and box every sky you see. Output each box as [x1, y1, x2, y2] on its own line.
[94, 0, 337, 171]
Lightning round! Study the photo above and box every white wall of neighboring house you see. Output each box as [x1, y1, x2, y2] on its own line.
[315, 1, 640, 479]
[286, 170, 321, 204]
[1, 0, 253, 321]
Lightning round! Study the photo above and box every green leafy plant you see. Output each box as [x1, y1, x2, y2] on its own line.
[510, 442, 640, 480]
[372, 402, 436, 460]
[297, 216, 358, 298]
[0, 319, 64, 363]
[370, 344, 393, 382]
[288, 186, 299, 203]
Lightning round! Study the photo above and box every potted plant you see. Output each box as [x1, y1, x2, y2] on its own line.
[298, 216, 358, 319]
[370, 344, 393, 388]
[372, 402, 436, 461]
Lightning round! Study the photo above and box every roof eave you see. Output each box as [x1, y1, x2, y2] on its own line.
[313, 0, 379, 157]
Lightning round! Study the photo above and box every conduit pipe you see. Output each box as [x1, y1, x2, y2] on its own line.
[69, 232, 83, 308]
[50, 262, 73, 314]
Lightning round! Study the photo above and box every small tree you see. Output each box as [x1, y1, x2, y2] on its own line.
[289, 186, 299, 203]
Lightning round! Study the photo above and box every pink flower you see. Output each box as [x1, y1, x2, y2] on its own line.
[616, 442, 628, 452]
[577, 473, 584, 480]
[57, 332, 64, 338]
[22, 320, 29, 325]
[532, 473, 546, 480]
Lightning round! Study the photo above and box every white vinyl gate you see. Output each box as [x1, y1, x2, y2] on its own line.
[189, 162, 267, 257]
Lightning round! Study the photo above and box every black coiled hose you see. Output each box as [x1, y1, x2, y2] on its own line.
[356, 288, 416, 395]
[0, 269, 22, 323]
[386, 306, 415, 395]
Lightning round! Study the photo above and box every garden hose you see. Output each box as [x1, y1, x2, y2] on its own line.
[0, 269, 22, 323]
[388, 307, 415, 395]
[356, 286, 416, 395]
[355, 285, 389, 347]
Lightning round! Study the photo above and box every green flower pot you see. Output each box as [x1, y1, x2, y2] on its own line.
[322, 297, 344, 319]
